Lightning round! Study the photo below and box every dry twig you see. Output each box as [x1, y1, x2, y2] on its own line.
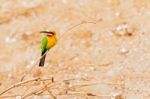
[0, 77, 40, 95]
[0, 77, 53, 96]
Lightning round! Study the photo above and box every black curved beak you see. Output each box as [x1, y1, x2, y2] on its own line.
[40, 31, 55, 35]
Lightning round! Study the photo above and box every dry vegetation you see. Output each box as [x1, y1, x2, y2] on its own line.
[0, 0, 150, 99]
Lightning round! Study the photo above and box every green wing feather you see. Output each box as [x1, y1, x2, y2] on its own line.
[41, 37, 48, 52]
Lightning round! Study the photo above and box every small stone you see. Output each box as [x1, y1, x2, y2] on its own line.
[73, 57, 79, 61]
[16, 96, 22, 99]
[114, 24, 128, 36]
[111, 93, 124, 99]
[62, 0, 68, 4]
[75, 73, 82, 80]
[89, 66, 95, 71]
[5, 37, 16, 43]
[116, 24, 127, 31]
[119, 47, 129, 54]
[115, 12, 121, 17]
[58, 63, 64, 68]
[115, 94, 124, 99]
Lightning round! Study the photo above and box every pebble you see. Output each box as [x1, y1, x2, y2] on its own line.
[119, 47, 129, 54]
[114, 24, 128, 36]
[5, 37, 16, 43]
[16, 96, 22, 99]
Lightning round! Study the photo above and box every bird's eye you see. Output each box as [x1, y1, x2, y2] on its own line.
[51, 32, 55, 35]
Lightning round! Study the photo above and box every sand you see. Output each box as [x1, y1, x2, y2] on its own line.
[0, 0, 150, 99]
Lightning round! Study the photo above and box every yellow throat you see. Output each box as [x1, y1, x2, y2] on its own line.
[46, 35, 57, 49]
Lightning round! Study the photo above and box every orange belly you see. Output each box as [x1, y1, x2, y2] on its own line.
[46, 36, 57, 49]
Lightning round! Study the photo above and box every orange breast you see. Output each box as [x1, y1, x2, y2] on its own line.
[46, 36, 57, 49]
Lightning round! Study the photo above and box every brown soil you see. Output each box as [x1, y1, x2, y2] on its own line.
[0, 0, 150, 99]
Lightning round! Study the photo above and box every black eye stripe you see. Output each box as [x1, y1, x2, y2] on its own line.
[40, 31, 54, 35]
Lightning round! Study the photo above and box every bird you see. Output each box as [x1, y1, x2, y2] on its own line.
[39, 30, 57, 67]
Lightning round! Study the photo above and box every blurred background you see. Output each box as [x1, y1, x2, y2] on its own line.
[0, 0, 150, 99]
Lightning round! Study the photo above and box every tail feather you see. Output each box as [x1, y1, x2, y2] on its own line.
[39, 50, 47, 67]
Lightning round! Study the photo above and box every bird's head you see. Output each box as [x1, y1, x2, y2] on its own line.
[40, 30, 56, 37]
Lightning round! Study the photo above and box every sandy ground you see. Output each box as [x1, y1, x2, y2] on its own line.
[0, 0, 150, 99]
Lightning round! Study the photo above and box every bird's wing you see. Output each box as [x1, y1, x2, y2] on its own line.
[41, 36, 48, 52]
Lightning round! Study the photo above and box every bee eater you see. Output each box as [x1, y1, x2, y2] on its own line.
[39, 30, 57, 67]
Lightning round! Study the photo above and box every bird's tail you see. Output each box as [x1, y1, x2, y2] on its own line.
[39, 50, 47, 67]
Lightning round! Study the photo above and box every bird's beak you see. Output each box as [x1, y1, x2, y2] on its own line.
[40, 31, 55, 35]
